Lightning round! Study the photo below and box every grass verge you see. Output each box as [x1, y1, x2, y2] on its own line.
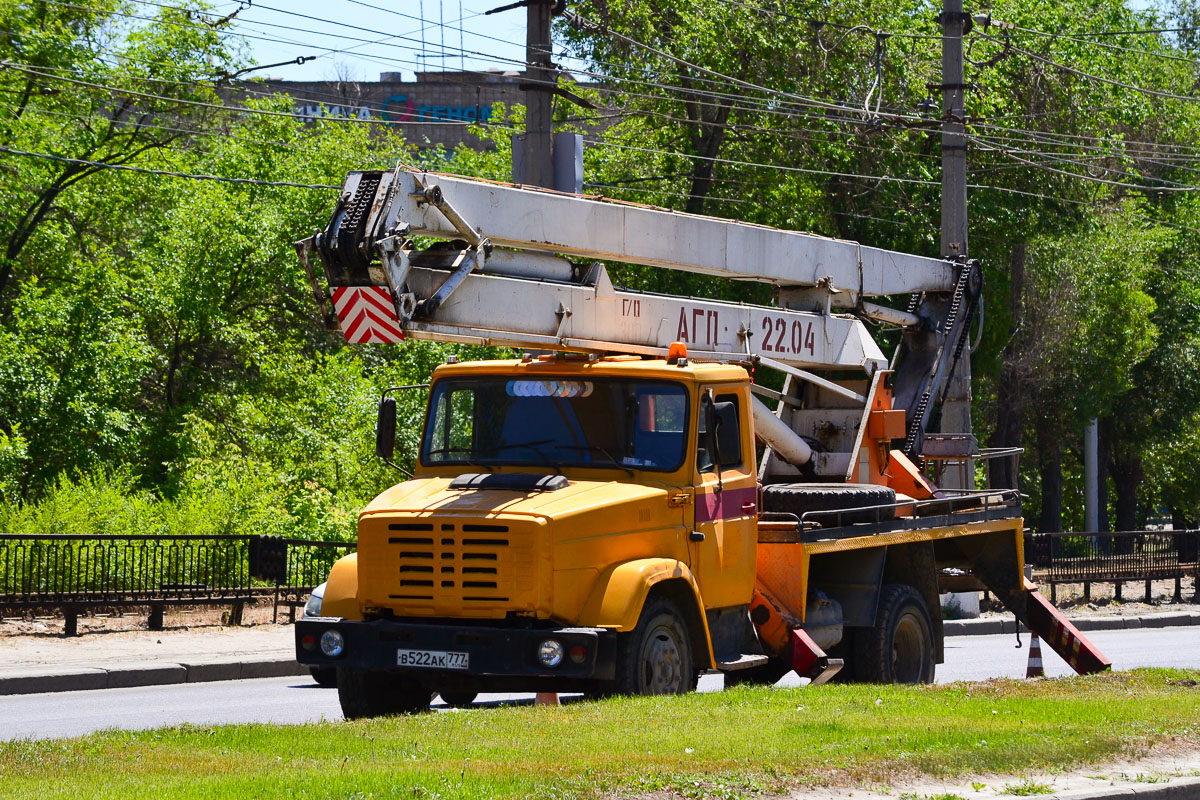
[2, 669, 1198, 799]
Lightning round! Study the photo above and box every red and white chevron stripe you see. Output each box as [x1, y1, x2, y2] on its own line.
[331, 286, 405, 344]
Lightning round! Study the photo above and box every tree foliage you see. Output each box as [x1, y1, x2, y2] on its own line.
[4, 0, 1200, 535]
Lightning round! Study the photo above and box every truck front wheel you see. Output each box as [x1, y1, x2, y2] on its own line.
[336, 667, 434, 719]
[854, 584, 935, 684]
[614, 596, 697, 695]
[438, 691, 478, 708]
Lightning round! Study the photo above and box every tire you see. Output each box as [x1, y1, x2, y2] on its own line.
[336, 667, 434, 719]
[614, 596, 697, 696]
[853, 584, 935, 684]
[722, 657, 790, 688]
[309, 666, 338, 687]
[438, 691, 478, 708]
[761, 483, 896, 527]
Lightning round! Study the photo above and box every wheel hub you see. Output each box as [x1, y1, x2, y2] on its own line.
[643, 627, 684, 693]
[891, 613, 929, 683]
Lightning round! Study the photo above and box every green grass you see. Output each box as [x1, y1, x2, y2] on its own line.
[1001, 779, 1054, 795]
[2, 669, 1198, 800]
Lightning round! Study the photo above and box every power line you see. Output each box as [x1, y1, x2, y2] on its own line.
[0, 144, 339, 188]
[65, 0, 937, 137]
[61, 0, 838, 129]
[980, 31, 1200, 104]
[968, 135, 1200, 193]
[15, 70, 1153, 209]
[970, 117, 1200, 157]
[235, 0, 928, 126]
[0, 62, 473, 127]
[1005, 25, 1199, 39]
[22, 0, 1200, 217]
[969, 128, 1200, 179]
[1002, 21, 1200, 65]
[564, 8, 922, 125]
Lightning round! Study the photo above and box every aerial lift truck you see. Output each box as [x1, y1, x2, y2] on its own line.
[294, 167, 1110, 717]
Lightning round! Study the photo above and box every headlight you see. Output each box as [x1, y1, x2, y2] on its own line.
[537, 639, 564, 668]
[320, 629, 345, 657]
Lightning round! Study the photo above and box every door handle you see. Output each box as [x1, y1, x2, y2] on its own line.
[689, 531, 706, 542]
[669, 492, 693, 507]
[741, 501, 757, 513]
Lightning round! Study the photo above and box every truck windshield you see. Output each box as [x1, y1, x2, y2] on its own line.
[421, 377, 689, 472]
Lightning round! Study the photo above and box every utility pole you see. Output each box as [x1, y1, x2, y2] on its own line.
[523, 0, 555, 189]
[940, 0, 968, 260]
[939, 0, 974, 489]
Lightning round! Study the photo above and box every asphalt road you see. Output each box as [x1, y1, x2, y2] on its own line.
[4, 627, 1199, 742]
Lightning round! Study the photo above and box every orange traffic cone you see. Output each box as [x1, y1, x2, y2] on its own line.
[1026, 635, 1045, 678]
[535, 692, 560, 706]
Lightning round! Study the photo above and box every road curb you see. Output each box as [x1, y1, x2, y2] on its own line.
[945, 610, 1200, 636]
[0, 658, 309, 696]
[2, 610, 1197, 693]
[1051, 776, 1200, 799]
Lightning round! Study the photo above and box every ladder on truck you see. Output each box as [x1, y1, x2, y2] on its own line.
[295, 165, 1110, 676]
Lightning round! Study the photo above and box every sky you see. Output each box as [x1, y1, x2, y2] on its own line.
[221, 0, 532, 82]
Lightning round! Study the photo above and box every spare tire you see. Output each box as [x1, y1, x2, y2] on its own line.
[761, 483, 896, 527]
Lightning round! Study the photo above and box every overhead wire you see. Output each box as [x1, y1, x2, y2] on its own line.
[0, 62, 475, 126]
[967, 136, 1200, 193]
[968, 127, 1200, 179]
[22, 0, 1200, 234]
[0, 143, 340, 188]
[563, 8, 922, 124]
[978, 31, 1200, 104]
[105, 0, 972, 145]
[1001, 21, 1200, 65]
[53, 0, 928, 133]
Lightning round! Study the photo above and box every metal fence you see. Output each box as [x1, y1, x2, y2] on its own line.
[0, 534, 355, 633]
[1026, 530, 1200, 603]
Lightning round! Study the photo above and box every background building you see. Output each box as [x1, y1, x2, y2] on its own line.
[257, 70, 587, 151]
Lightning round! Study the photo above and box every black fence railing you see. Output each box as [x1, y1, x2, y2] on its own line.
[0, 534, 356, 634]
[1025, 530, 1200, 603]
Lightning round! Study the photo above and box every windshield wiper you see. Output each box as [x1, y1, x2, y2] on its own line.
[557, 444, 635, 476]
[494, 440, 564, 474]
[425, 446, 494, 472]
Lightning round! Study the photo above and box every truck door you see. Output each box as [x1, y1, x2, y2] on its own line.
[689, 387, 758, 609]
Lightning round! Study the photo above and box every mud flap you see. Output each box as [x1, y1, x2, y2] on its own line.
[1023, 590, 1111, 675]
[790, 628, 843, 685]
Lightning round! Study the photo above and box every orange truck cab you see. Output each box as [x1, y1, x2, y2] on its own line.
[297, 354, 778, 713]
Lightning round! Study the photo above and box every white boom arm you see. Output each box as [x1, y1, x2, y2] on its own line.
[296, 166, 982, 470]
[394, 173, 955, 298]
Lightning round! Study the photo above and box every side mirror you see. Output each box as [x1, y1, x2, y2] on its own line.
[376, 397, 397, 460]
[712, 401, 741, 468]
[700, 396, 717, 473]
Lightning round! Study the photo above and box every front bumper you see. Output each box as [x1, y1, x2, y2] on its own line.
[296, 617, 617, 682]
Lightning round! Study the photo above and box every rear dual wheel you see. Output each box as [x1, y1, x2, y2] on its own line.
[853, 584, 935, 684]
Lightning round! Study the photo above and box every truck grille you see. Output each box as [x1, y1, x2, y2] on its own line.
[359, 517, 540, 617]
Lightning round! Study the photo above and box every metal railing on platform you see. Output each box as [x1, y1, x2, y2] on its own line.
[1025, 530, 1200, 603]
[0, 533, 356, 634]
